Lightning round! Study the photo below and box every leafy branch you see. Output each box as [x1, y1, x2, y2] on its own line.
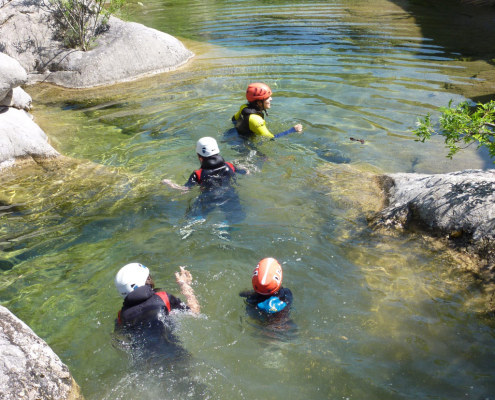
[414, 100, 495, 161]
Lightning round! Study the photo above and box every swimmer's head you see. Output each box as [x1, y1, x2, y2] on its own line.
[115, 263, 150, 298]
[252, 257, 283, 295]
[246, 82, 272, 103]
[196, 137, 220, 157]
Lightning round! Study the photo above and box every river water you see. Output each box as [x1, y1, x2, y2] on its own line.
[2, 0, 495, 399]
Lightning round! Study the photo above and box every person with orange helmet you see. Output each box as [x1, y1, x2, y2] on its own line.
[239, 257, 293, 315]
[232, 82, 303, 139]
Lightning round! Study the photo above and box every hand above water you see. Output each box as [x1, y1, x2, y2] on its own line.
[175, 266, 193, 286]
[293, 123, 303, 133]
[162, 179, 189, 191]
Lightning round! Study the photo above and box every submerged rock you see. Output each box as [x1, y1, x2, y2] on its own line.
[0, 305, 84, 400]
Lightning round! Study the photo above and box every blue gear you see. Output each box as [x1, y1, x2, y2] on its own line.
[257, 296, 287, 314]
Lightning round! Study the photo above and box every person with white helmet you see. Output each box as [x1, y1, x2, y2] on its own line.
[239, 257, 293, 317]
[162, 136, 245, 190]
[232, 82, 303, 139]
[161, 137, 247, 224]
[115, 263, 200, 329]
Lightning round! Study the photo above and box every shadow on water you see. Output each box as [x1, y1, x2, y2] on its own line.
[389, 0, 495, 62]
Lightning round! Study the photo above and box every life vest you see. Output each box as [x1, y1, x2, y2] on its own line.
[155, 291, 171, 313]
[235, 105, 264, 137]
[194, 161, 235, 184]
[117, 289, 171, 325]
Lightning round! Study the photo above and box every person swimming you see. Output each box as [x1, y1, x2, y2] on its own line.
[232, 82, 303, 139]
[162, 137, 247, 225]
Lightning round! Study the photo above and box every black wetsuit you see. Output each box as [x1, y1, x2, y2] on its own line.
[240, 287, 293, 313]
[239, 287, 297, 338]
[185, 154, 245, 224]
[185, 154, 237, 189]
[117, 285, 188, 327]
[115, 285, 189, 360]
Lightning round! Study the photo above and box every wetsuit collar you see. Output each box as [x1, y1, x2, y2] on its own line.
[201, 154, 226, 170]
[123, 285, 154, 306]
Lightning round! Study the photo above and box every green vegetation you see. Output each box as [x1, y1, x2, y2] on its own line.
[47, 0, 127, 51]
[414, 100, 495, 161]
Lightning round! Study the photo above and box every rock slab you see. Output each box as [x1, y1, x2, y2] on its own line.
[372, 169, 495, 271]
[0, 305, 84, 400]
[374, 170, 495, 240]
[0, 1, 194, 88]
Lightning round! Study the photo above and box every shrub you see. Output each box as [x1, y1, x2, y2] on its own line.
[45, 0, 127, 51]
[414, 100, 495, 161]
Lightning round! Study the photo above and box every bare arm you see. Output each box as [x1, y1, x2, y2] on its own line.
[175, 266, 200, 314]
[161, 179, 190, 191]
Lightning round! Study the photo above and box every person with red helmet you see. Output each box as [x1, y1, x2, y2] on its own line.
[239, 257, 293, 316]
[232, 82, 303, 139]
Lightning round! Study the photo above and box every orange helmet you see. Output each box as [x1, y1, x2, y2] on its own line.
[252, 257, 283, 295]
[246, 82, 272, 103]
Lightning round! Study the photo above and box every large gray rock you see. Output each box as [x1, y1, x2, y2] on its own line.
[372, 169, 495, 272]
[0, 87, 32, 110]
[374, 170, 495, 240]
[0, 305, 84, 400]
[0, 1, 194, 88]
[0, 52, 27, 100]
[0, 52, 58, 169]
[0, 107, 59, 168]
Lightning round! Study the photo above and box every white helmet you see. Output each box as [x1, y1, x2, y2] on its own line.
[115, 263, 150, 298]
[196, 137, 220, 157]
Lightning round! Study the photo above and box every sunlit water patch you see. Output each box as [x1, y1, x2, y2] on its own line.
[2, 0, 495, 399]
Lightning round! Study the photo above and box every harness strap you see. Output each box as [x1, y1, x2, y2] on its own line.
[225, 162, 235, 172]
[155, 291, 171, 313]
[194, 169, 203, 183]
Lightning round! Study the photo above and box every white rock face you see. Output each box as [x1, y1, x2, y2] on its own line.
[0, 107, 59, 168]
[0, 87, 33, 110]
[0, 1, 194, 88]
[374, 169, 495, 241]
[0, 52, 27, 100]
[0, 306, 84, 400]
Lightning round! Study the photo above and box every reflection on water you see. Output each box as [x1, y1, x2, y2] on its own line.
[2, 0, 495, 399]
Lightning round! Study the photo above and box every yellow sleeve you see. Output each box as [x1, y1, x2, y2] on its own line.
[249, 114, 274, 138]
[233, 104, 246, 121]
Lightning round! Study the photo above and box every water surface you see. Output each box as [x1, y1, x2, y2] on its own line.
[2, 0, 495, 399]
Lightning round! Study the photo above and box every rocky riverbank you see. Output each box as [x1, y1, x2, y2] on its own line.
[0, 0, 194, 169]
[0, 306, 84, 400]
[0, 0, 194, 88]
[371, 170, 495, 285]
[0, 1, 195, 397]
[0, 52, 60, 170]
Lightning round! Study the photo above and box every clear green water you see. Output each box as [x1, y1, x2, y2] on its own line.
[2, 0, 495, 399]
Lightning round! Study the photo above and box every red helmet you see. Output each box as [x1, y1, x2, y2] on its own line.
[246, 82, 272, 103]
[252, 258, 283, 295]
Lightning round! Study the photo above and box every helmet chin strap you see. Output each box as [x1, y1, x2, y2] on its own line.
[258, 100, 268, 116]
